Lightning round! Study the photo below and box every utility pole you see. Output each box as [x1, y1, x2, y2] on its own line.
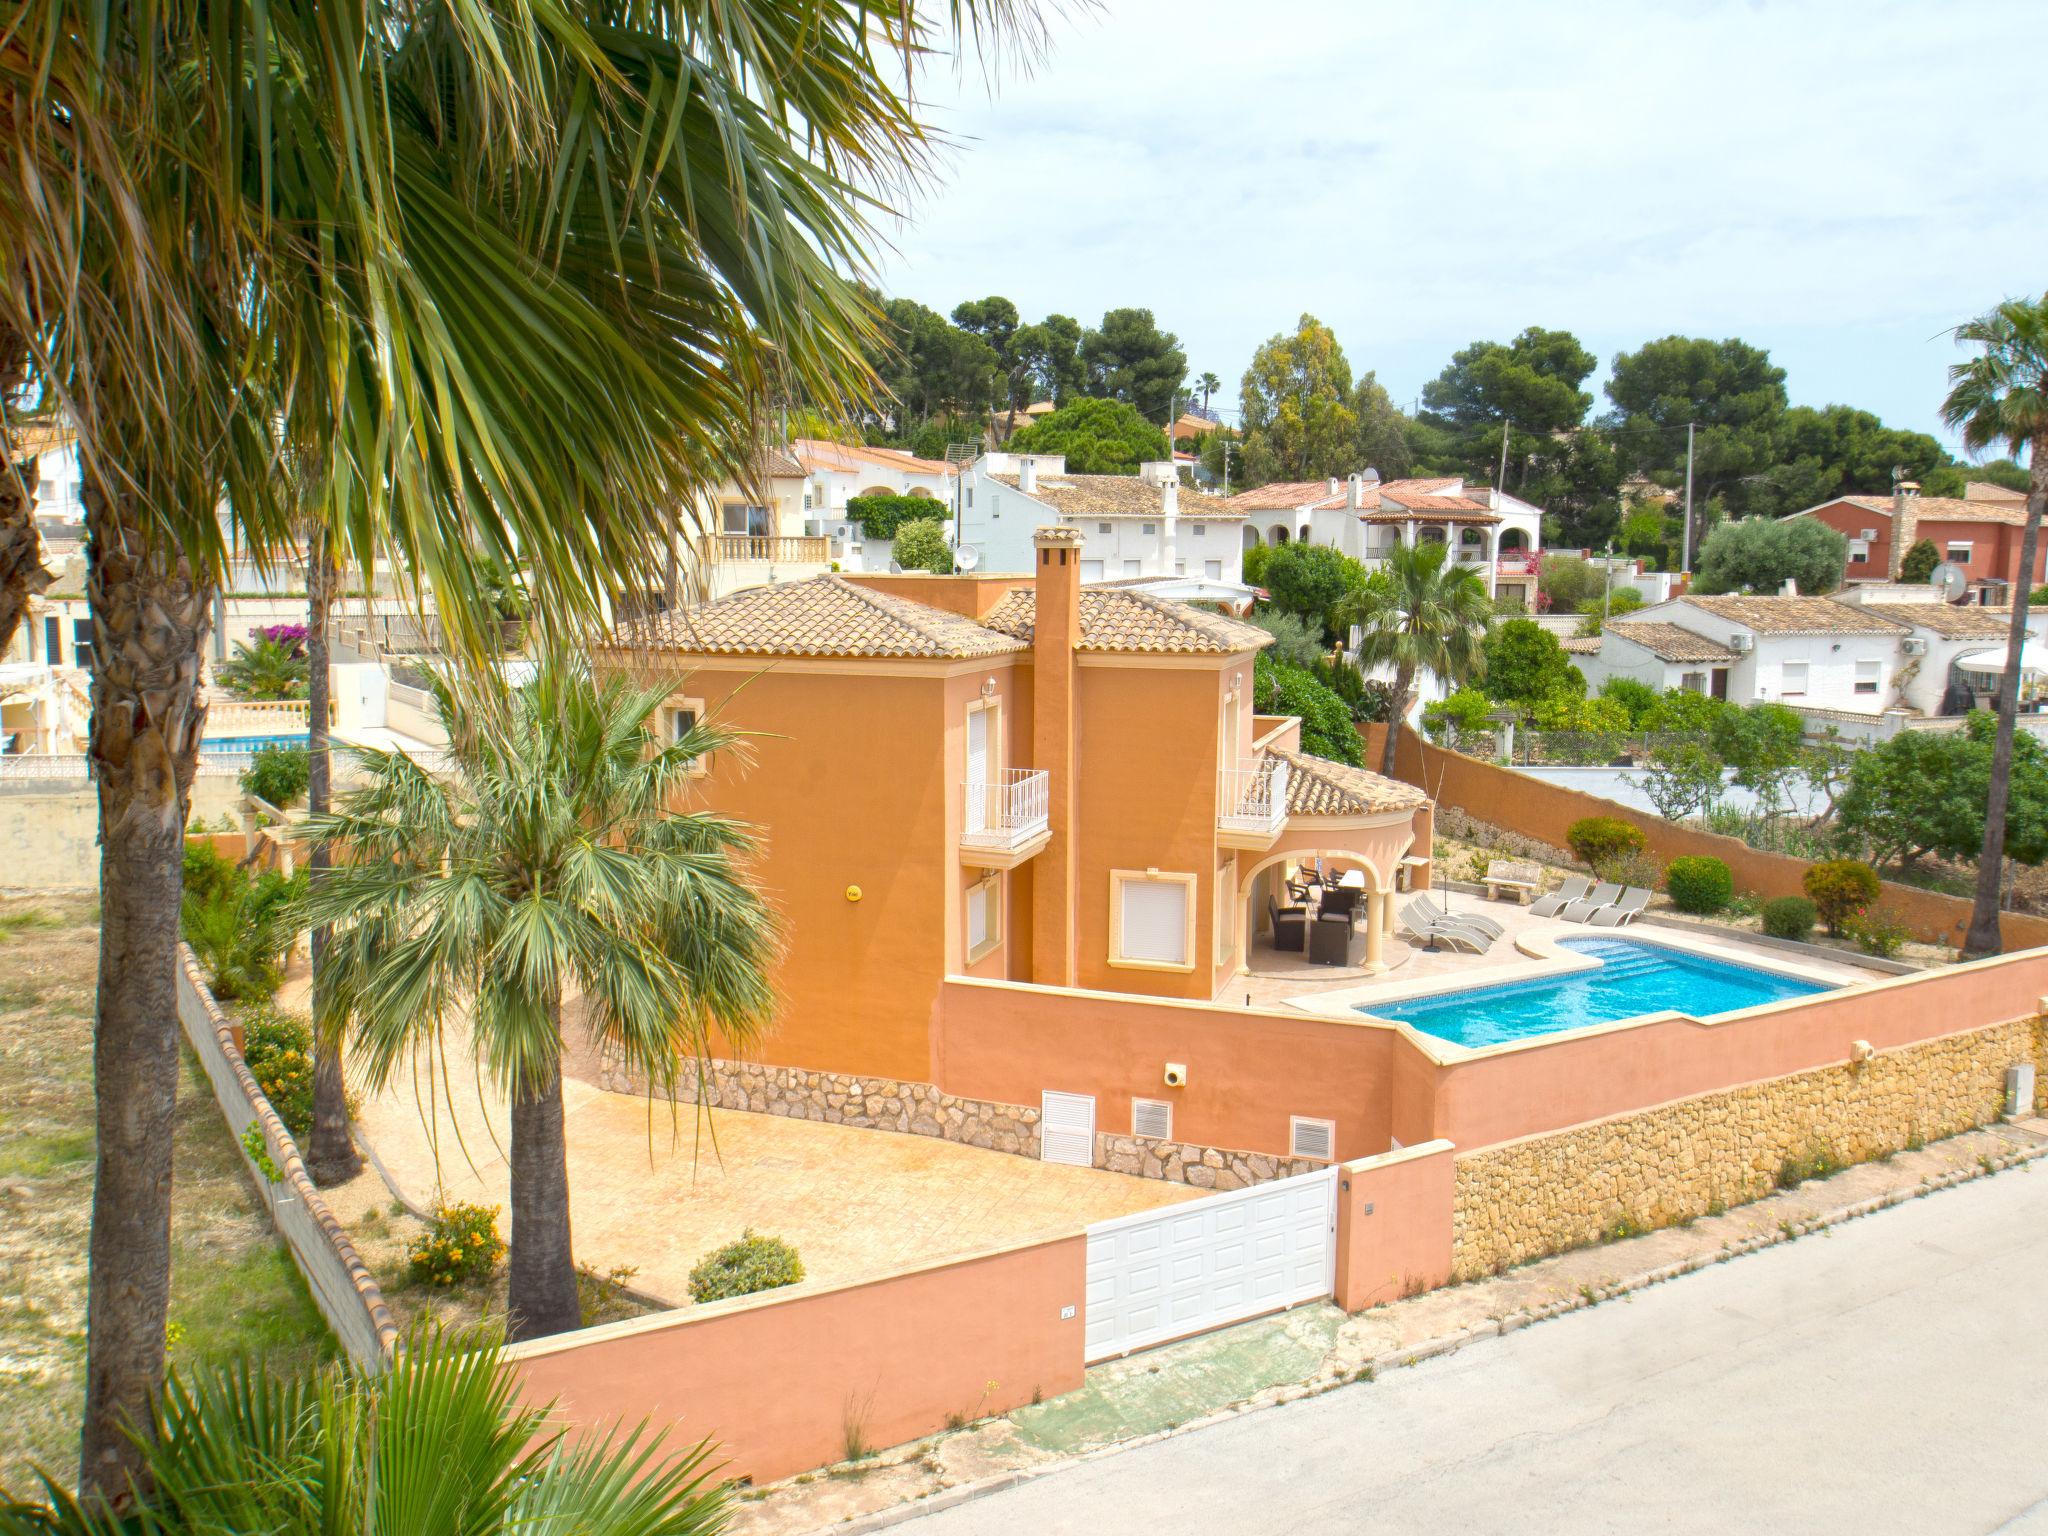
[1681, 421, 1696, 575]
[1496, 419, 1512, 495]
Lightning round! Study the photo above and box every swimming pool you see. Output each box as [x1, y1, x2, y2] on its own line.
[200, 733, 309, 755]
[1361, 936, 1833, 1049]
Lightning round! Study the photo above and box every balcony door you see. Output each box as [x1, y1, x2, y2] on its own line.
[965, 705, 990, 834]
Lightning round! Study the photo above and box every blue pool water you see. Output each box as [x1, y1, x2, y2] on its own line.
[201, 733, 309, 755]
[1363, 936, 1832, 1049]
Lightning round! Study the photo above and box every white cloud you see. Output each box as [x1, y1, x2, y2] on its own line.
[875, 0, 2047, 443]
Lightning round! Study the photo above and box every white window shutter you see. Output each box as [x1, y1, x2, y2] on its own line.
[1041, 1091, 1095, 1166]
[967, 883, 990, 952]
[1121, 881, 1188, 965]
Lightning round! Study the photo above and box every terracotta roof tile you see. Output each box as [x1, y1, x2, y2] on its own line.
[1560, 635, 1603, 655]
[994, 472, 1244, 521]
[1963, 481, 2027, 502]
[1602, 621, 1741, 663]
[1220, 476, 1465, 515]
[1675, 595, 1909, 635]
[605, 574, 1024, 660]
[981, 585, 1273, 655]
[1274, 751, 1429, 816]
[793, 438, 957, 478]
[1875, 603, 2019, 639]
[1836, 493, 2035, 529]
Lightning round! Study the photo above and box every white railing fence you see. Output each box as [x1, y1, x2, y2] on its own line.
[1218, 755, 1288, 834]
[176, 947, 398, 1367]
[962, 767, 1050, 846]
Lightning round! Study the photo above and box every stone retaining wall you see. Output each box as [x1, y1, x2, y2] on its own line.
[1096, 1133, 1326, 1190]
[1451, 1013, 2048, 1279]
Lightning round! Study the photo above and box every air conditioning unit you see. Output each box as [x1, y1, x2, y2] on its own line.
[1728, 633, 1754, 653]
[1900, 637, 1928, 656]
[1860, 528, 1878, 541]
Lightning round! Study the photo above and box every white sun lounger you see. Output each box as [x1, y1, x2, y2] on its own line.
[1559, 882, 1622, 922]
[1530, 876, 1592, 918]
[1587, 887, 1652, 927]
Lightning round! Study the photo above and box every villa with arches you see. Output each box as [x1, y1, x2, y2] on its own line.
[1225, 471, 1544, 608]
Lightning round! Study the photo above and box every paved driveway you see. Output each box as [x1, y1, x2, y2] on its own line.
[896, 1165, 2048, 1535]
[354, 1063, 1193, 1302]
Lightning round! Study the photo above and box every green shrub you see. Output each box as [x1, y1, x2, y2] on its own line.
[408, 1203, 506, 1287]
[1566, 816, 1645, 868]
[1598, 676, 1659, 726]
[688, 1229, 804, 1304]
[1253, 652, 1362, 764]
[846, 491, 946, 539]
[1664, 855, 1733, 915]
[890, 517, 954, 574]
[181, 853, 307, 1003]
[1760, 895, 1818, 942]
[1240, 542, 1272, 588]
[1422, 687, 1498, 741]
[1847, 906, 1910, 959]
[1802, 859, 1882, 936]
[240, 743, 311, 809]
[240, 1003, 316, 1137]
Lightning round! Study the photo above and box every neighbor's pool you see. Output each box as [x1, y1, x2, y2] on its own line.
[1362, 936, 1833, 1049]
[201, 732, 309, 755]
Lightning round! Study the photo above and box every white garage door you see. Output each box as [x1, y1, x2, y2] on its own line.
[1083, 1165, 1338, 1362]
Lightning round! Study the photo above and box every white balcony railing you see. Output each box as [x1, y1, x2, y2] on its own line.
[962, 768, 1050, 850]
[698, 534, 830, 566]
[1218, 755, 1288, 836]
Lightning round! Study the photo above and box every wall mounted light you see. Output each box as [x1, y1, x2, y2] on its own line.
[980, 676, 998, 701]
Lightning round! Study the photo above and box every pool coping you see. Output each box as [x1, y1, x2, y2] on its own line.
[1281, 924, 1871, 1064]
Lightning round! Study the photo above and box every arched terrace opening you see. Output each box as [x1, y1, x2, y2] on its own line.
[1237, 823, 1416, 983]
[1270, 525, 1290, 546]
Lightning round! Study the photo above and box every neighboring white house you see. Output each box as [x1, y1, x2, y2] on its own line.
[664, 447, 826, 601]
[795, 438, 958, 573]
[1222, 471, 1543, 606]
[955, 452, 1248, 585]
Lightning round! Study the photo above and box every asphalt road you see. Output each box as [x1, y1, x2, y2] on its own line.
[899, 1164, 2048, 1536]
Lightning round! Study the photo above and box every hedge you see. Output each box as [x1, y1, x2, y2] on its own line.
[1761, 895, 1818, 942]
[1664, 855, 1733, 915]
[847, 492, 946, 539]
[1565, 815, 1644, 869]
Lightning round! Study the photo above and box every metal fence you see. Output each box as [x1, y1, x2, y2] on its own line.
[175, 946, 398, 1367]
[1432, 726, 1696, 767]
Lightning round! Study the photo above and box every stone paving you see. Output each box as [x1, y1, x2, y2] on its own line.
[726, 1117, 2048, 1535]
[350, 1040, 1195, 1303]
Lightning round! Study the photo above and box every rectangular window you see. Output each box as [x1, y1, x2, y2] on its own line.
[1122, 559, 1141, 577]
[664, 697, 708, 775]
[43, 616, 60, 665]
[1081, 559, 1105, 583]
[1131, 1098, 1174, 1141]
[1099, 522, 1112, 535]
[1141, 523, 1157, 536]
[1855, 660, 1881, 695]
[1946, 542, 1972, 563]
[1289, 1116, 1336, 1161]
[70, 618, 93, 673]
[1190, 523, 1205, 538]
[1781, 661, 1809, 697]
[1848, 540, 1869, 563]
[1680, 670, 1706, 694]
[966, 876, 1000, 962]
[1111, 870, 1195, 971]
[721, 501, 771, 537]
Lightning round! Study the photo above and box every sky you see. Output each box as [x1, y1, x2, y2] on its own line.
[874, 0, 2046, 450]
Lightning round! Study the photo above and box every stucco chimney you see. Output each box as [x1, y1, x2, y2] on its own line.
[1328, 477, 1341, 499]
[1161, 478, 1179, 575]
[1031, 526, 1085, 988]
[1018, 456, 1038, 495]
[1888, 480, 1920, 580]
[1347, 473, 1364, 510]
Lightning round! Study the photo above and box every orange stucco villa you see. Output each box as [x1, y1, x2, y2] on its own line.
[602, 528, 1434, 1144]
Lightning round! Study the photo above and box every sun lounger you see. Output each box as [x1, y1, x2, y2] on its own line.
[1411, 894, 1503, 939]
[1586, 886, 1652, 927]
[1530, 875, 1592, 917]
[1559, 881, 1622, 922]
[1399, 899, 1497, 953]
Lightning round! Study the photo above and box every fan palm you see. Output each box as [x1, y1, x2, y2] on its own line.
[1942, 293, 2048, 958]
[1343, 541, 1492, 777]
[302, 654, 776, 1342]
[5, 0, 1043, 1493]
[0, 1328, 729, 1535]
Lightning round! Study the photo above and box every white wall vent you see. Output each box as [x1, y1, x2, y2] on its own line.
[1131, 1097, 1174, 1141]
[1290, 1115, 1336, 1161]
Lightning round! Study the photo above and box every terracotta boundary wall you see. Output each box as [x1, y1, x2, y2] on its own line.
[1363, 723, 2048, 950]
[1332, 1140, 1456, 1311]
[503, 1235, 1086, 1486]
[175, 946, 399, 1366]
[1451, 1010, 2048, 1277]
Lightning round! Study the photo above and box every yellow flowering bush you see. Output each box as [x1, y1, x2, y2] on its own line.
[407, 1203, 505, 1287]
[240, 1003, 316, 1137]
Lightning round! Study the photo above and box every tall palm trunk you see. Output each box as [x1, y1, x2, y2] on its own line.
[304, 550, 361, 1184]
[0, 326, 55, 651]
[1963, 430, 2048, 957]
[506, 996, 580, 1341]
[78, 470, 213, 1499]
[1378, 660, 1416, 777]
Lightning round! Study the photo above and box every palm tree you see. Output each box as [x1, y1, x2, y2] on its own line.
[6, 1, 1041, 1493]
[1344, 541, 1492, 777]
[1198, 371, 1221, 413]
[0, 1328, 729, 1535]
[1943, 294, 2048, 958]
[0, 333, 54, 648]
[303, 655, 776, 1341]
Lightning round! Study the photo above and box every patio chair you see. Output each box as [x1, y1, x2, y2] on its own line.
[1410, 893, 1503, 940]
[1309, 912, 1357, 966]
[1530, 875, 1592, 918]
[1320, 885, 1360, 919]
[1559, 882, 1622, 922]
[1267, 896, 1308, 953]
[1586, 886, 1653, 927]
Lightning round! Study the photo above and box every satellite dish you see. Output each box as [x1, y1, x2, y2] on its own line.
[954, 544, 981, 573]
[887, 559, 904, 575]
[1929, 561, 1969, 602]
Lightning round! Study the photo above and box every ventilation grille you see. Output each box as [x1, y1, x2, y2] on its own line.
[1290, 1116, 1336, 1162]
[1132, 1098, 1173, 1141]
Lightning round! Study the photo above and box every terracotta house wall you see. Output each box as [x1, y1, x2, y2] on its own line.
[1419, 950, 2048, 1151]
[1809, 501, 1893, 581]
[1332, 1140, 1456, 1311]
[934, 976, 1408, 1161]
[505, 1237, 1086, 1486]
[1810, 498, 2048, 588]
[1364, 724, 2048, 950]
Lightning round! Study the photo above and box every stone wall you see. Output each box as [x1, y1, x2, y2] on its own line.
[1451, 1014, 2048, 1279]
[1096, 1133, 1326, 1191]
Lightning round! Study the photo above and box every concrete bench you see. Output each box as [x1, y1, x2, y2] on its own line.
[1483, 858, 1543, 904]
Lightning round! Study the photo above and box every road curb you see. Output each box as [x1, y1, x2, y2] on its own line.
[823, 1136, 2043, 1535]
